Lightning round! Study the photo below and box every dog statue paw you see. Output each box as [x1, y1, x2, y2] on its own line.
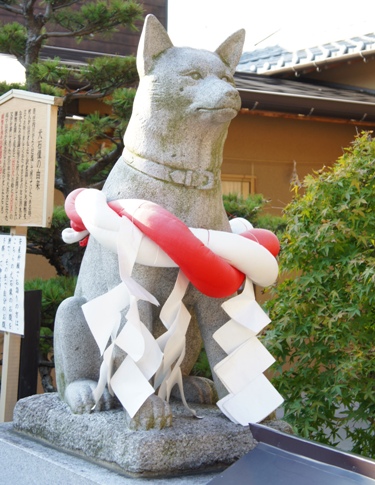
[64, 379, 120, 414]
[125, 395, 172, 431]
[171, 376, 218, 405]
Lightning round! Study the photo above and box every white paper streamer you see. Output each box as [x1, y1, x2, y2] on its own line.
[111, 356, 155, 418]
[217, 374, 284, 425]
[214, 278, 284, 424]
[154, 271, 197, 415]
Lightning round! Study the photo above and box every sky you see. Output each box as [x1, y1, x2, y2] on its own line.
[167, 0, 375, 52]
[1, 0, 375, 83]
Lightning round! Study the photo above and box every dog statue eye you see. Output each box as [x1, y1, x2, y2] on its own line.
[222, 75, 233, 84]
[188, 71, 202, 80]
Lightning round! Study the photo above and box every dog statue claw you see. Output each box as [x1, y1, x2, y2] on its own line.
[125, 395, 172, 431]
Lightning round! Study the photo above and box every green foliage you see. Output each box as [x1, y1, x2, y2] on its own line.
[0, 0, 144, 274]
[256, 212, 287, 235]
[223, 193, 286, 233]
[106, 87, 136, 134]
[57, 125, 90, 160]
[51, 0, 143, 38]
[29, 56, 138, 96]
[24, 276, 76, 358]
[27, 206, 85, 276]
[0, 0, 143, 193]
[0, 22, 27, 62]
[0, 80, 25, 95]
[265, 131, 375, 457]
[79, 56, 138, 94]
[56, 109, 125, 185]
[29, 58, 71, 87]
[223, 193, 266, 220]
[191, 349, 212, 379]
[40, 83, 65, 97]
[28, 60, 139, 201]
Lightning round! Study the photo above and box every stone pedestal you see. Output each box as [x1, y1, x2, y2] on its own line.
[13, 393, 289, 478]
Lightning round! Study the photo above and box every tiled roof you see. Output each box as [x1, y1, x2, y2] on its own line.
[234, 73, 375, 122]
[237, 33, 375, 75]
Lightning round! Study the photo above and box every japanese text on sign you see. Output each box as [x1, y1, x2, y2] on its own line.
[0, 235, 26, 335]
[0, 108, 44, 225]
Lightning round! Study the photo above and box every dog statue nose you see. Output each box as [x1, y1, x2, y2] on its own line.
[223, 88, 241, 109]
[226, 89, 240, 100]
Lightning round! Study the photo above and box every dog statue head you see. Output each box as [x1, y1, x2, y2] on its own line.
[124, 15, 245, 173]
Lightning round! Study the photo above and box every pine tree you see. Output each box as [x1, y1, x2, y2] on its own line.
[0, 0, 144, 274]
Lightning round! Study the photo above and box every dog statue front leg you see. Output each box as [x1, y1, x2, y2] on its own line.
[54, 296, 117, 413]
[194, 297, 231, 401]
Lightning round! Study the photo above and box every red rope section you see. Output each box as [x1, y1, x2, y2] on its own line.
[108, 200, 245, 298]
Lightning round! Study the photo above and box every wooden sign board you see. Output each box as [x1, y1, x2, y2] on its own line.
[0, 90, 63, 228]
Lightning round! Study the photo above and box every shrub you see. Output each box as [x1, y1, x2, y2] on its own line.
[265, 131, 375, 457]
[223, 193, 286, 234]
[27, 206, 85, 276]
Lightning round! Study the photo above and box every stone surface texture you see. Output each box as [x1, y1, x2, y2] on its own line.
[13, 393, 264, 477]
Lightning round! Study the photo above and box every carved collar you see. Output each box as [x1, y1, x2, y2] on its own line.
[122, 148, 218, 190]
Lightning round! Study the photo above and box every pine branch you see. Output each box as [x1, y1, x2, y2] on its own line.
[0, 1, 23, 15]
[44, 1, 143, 39]
[49, 1, 80, 11]
[81, 143, 123, 181]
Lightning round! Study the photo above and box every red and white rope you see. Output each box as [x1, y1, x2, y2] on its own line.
[62, 188, 283, 423]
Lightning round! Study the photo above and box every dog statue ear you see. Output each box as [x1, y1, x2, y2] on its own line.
[137, 14, 173, 77]
[216, 29, 246, 74]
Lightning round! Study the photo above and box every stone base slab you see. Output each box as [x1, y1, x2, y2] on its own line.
[13, 393, 289, 478]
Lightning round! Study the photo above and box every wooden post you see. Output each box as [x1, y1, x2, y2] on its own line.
[0, 227, 27, 423]
[0, 332, 22, 422]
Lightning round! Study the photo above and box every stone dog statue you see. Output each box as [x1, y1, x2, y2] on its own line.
[54, 14, 247, 429]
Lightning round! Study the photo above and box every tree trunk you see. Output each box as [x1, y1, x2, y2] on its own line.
[23, 2, 45, 92]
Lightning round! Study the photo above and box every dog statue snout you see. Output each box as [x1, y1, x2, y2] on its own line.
[221, 86, 241, 111]
[194, 78, 241, 123]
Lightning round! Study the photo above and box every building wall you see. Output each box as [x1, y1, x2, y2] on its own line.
[222, 112, 374, 215]
[221, 56, 375, 216]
